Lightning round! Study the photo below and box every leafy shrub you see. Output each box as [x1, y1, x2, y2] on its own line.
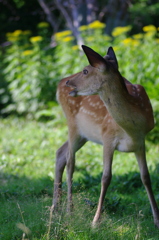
[0, 49, 12, 113]
[2, 29, 58, 115]
[1, 21, 159, 143]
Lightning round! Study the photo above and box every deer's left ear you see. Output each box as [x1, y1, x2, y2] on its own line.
[82, 45, 107, 72]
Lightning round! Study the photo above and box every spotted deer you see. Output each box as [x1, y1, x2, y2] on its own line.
[53, 45, 159, 227]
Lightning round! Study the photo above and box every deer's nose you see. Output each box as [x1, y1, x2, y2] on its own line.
[66, 80, 77, 89]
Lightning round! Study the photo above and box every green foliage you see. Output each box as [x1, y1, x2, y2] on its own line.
[2, 29, 58, 115]
[1, 21, 159, 142]
[0, 0, 44, 44]
[0, 48, 12, 112]
[129, 1, 159, 32]
[13, 0, 25, 8]
[0, 116, 159, 239]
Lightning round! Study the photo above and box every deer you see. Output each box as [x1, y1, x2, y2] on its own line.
[53, 45, 159, 228]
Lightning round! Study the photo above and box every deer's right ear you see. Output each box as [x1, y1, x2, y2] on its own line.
[107, 47, 118, 69]
[82, 45, 107, 72]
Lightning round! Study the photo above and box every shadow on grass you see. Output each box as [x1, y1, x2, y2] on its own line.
[0, 172, 53, 199]
[1, 168, 159, 239]
[74, 164, 159, 194]
[1, 165, 159, 204]
[0, 172, 53, 239]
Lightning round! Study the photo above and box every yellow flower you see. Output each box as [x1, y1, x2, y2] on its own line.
[79, 25, 88, 31]
[23, 30, 32, 35]
[88, 20, 106, 29]
[113, 46, 119, 52]
[6, 32, 19, 42]
[55, 30, 72, 40]
[37, 22, 49, 28]
[86, 36, 94, 42]
[112, 26, 131, 37]
[131, 39, 140, 46]
[79, 21, 105, 31]
[72, 45, 79, 50]
[143, 25, 156, 32]
[133, 33, 143, 39]
[6, 32, 13, 37]
[103, 35, 112, 41]
[144, 31, 156, 38]
[122, 37, 140, 47]
[122, 38, 132, 45]
[7, 37, 19, 42]
[22, 50, 33, 56]
[6, 30, 31, 41]
[62, 36, 74, 42]
[12, 30, 23, 36]
[30, 36, 43, 43]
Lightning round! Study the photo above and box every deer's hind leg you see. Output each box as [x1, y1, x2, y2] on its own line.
[135, 147, 159, 228]
[66, 131, 87, 212]
[53, 141, 68, 209]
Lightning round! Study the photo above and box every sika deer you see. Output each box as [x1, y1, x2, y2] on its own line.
[53, 45, 159, 227]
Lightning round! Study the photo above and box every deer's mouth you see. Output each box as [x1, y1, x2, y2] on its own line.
[69, 89, 78, 97]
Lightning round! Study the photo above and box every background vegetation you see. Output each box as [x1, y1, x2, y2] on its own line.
[1, 20, 159, 141]
[0, 0, 159, 239]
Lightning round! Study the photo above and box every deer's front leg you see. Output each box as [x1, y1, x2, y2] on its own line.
[92, 146, 114, 226]
[53, 141, 68, 209]
[135, 147, 159, 228]
[66, 148, 75, 212]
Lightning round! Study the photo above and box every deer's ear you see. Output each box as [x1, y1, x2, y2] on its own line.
[106, 47, 118, 69]
[82, 45, 107, 71]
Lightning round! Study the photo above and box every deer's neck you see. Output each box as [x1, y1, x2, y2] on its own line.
[99, 73, 146, 135]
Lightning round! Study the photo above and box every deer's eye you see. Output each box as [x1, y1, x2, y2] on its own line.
[83, 69, 88, 75]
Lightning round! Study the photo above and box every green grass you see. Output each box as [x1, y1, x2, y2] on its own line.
[0, 109, 159, 239]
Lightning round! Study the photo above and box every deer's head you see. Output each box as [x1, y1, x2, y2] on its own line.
[66, 45, 119, 97]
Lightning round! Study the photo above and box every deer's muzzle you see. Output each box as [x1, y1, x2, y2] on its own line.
[66, 80, 78, 97]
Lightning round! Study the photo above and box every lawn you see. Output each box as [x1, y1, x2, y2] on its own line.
[0, 109, 159, 239]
